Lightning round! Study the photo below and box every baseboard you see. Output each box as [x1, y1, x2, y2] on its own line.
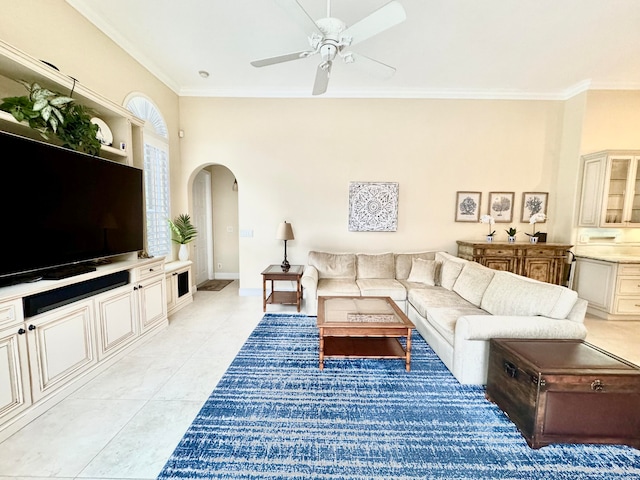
[214, 273, 239, 280]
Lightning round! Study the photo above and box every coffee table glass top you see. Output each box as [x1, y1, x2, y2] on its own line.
[317, 297, 412, 327]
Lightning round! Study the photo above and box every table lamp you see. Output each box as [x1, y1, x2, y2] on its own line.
[276, 221, 294, 271]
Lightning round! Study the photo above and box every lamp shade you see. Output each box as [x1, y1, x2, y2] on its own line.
[276, 221, 294, 240]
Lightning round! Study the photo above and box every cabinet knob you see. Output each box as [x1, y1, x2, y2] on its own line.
[28, 324, 36, 331]
[17, 328, 26, 335]
[591, 379, 604, 392]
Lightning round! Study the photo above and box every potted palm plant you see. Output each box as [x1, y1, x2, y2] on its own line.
[168, 214, 198, 261]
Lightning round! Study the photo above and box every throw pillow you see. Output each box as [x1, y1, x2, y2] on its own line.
[407, 258, 439, 286]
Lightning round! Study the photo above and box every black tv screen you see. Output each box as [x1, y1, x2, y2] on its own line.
[0, 130, 144, 280]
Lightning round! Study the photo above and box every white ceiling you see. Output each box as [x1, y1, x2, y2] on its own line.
[66, 0, 640, 99]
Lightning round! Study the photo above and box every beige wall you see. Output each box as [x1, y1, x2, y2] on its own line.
[178, 97, 567, 292]
[210, 165, 239, 278]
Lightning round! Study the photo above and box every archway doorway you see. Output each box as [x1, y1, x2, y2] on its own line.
[192, 165, 239, 285]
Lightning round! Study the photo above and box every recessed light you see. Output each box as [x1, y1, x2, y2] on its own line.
[198, 70, 210, 78]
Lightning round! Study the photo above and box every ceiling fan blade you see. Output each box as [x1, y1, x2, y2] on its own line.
[274, 0, 322, 35]
[345, 52, 396, 79]
[251, 50, 314, 67]
[312, 62, 332, 96]
[341, 1, 406, 46]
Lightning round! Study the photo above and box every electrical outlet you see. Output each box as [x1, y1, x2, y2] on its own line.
[217, 263, 222, 269]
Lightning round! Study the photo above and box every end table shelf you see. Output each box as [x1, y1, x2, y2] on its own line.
[261, 265, 304, 312]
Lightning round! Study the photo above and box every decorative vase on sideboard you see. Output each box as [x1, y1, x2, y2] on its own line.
[178, 244, 189, 261]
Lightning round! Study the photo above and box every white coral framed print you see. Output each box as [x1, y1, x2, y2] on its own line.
[455, 191, 481, 222]
[521, 192, 548, 222]
[489, 191, 514, 223]
[348, 182, 399, 232]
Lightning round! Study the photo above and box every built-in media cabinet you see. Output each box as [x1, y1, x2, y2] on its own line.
[0, 39, 144, 166]
[0, 255, 168, 442]
[165, 261, 194, 316]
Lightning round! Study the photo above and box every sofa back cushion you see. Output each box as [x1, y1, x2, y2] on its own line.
[452, 262, 495, 307]
[406, 258, 439, 286]
[357, 253, 395, 279]
[481, 271, 578, 319]
[395, 251, 437, 280]
[436, 252, 467, 290]
[308, 251, 356, 280]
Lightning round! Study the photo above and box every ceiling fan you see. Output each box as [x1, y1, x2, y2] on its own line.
[250, 0, 407, 95]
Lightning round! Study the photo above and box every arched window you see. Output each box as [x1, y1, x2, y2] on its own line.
[125, 95, 171, 257]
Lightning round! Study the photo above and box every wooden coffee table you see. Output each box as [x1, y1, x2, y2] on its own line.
[317, 296, 415, 371]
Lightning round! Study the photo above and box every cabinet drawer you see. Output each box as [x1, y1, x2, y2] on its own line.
[0, 299, 23, 329]
[479, 248, 513, 257]
[525, 248, 563, 257]
[618, 264, 640, 276]
[133, 260, 165, 281]
[616, 277, 640, 295]
[613, 297, 640, 314]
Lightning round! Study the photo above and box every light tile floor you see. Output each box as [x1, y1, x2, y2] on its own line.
[0, 281, 638, 480]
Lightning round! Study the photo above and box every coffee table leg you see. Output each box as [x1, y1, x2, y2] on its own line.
[406, 329, 412, 372]
[319, 329, 324, 370]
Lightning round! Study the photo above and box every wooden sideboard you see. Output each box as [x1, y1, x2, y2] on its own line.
[456, 241, 572, 285]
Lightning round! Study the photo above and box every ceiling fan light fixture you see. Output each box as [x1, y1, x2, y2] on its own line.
[319, 43, 338, 62]
[251, 0, 406, 95]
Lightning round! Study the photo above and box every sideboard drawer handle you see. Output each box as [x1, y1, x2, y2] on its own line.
[503, 361, 518, 379]
[591, 379, 604, 392]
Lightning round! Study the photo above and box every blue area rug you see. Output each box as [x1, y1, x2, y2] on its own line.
[158, 314, 640, 479]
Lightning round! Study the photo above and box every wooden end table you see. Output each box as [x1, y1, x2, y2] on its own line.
[261, 264, 303, 312]
[317, 296, 415, 371]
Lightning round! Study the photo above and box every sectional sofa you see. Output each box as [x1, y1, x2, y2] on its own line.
[301, 250, 588, 385]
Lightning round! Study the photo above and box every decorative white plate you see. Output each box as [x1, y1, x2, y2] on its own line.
[90, 117, 113, 146]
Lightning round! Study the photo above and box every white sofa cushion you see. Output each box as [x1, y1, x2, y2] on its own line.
[406, 258, 439, 286]
[452, 263, 495, 307]
[427, 307, 487, 345]
[455, 315, 587, 341]
[480, 271, 578, 319]
[408, 286, 476, 318]
[308, 251, 356, 280]
[395, 251, 437, 280]
[356, 279, 407, 301]
[356, 253, 395, 279]
[317, 278, 361, 296]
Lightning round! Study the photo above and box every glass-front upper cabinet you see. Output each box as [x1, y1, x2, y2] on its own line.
[578, 151, 640, 228]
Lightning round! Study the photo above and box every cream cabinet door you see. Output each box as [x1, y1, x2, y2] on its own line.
[136, 275, 167, 333]
[579, 152, 640, 228]
[0, 324, 31, 424]
[573, 258, 617, 312]
[578, 155, 606, 227]
[94, 286, 138, 361]
[26, 300, 97, 402]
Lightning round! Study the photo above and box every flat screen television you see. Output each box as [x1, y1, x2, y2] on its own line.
[0, 130, 144, 282]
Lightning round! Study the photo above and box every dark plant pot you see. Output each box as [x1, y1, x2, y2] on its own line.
[536, 233, 547, 243]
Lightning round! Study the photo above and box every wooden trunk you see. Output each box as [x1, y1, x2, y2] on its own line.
[485, 339, 640, 449]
